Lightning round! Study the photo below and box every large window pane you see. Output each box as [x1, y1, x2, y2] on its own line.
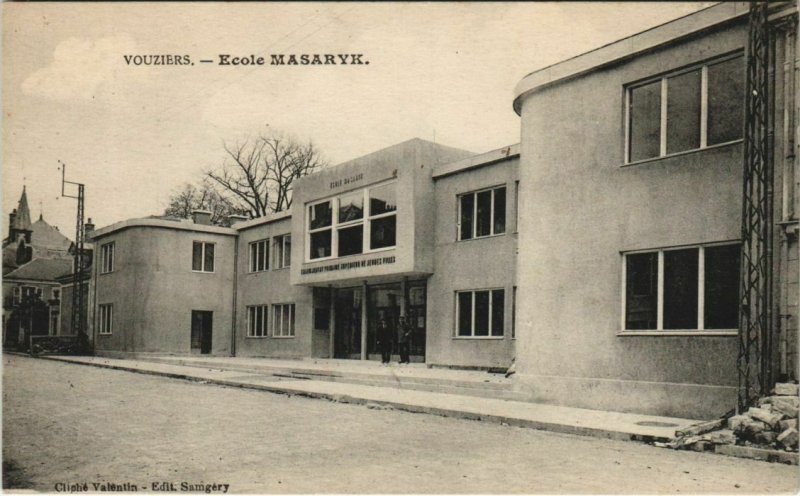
[491, 289, 504, 336]
[476, 190, 492, 237]
[338, 225, 364, 256]
[309, 202, 332, 229]
[458, 292, 472, 336]
[666, 69, 701, 154]
[708, 56, 744, 145]
[663, 248, 699, 329]
[370, 216, 396, 249]
[370, 184, 396, 216]
[705, 245, 740, 329]
[192, 242, 202, 271]
[460, 194, 474, 240]
[474, 291, 490, 336]
[338, 192, 363, 223]
[493, 187, 506, 235]
[629, 81, 661, 161]
[204, 243, 215, 272]
[283, 235, 291, 267]
[625, 253, 657, 330]
[310, 230, 332, 259]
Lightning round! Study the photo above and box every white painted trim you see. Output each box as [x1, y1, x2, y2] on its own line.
[659, 78, 668, 157]
[697, 246, 706, 331]
[617, 330, 737, 337]
[656, 251, 665, 330]
[700, 65, 709, 147]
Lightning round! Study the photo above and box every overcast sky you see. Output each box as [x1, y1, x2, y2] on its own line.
[3, 2, 715, 235]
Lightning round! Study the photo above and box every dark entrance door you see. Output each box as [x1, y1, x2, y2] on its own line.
[191, 311, 213, 354]
[333, 288, 361, 359]
[367, 281, 426, 362]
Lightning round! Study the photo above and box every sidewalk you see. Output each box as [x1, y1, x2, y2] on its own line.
[38, 354, 701, 443]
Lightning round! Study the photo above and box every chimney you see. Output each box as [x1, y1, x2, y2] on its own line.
[227, 214, 249, 226]
[192, 209, 212, 225]
[84, 218, 95, 236]
[8, 209, 16, 238]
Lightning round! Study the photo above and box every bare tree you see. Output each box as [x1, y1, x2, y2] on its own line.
[205, 133, 326, 217]
[164, 182, 244, 226]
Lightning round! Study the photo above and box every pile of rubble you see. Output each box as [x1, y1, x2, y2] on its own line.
[662, 382, 799, 454]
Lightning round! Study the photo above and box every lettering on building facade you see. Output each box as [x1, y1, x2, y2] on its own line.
[300, 255, 395, 275]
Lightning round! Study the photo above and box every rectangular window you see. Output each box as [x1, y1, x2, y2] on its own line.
[512, 286, 517, 339]
[52, 288, 61, 300]
[305, 181, 397, 261]
[12, 287, 20, 306]
[100, 242, 115, 274]
[273, 234, 291, 269]
[308, 200, 333, 260]
[249, 239, 269, 272]
[458, 186, 507, 240]
[623, 243, 740, 331]
[98, 304, 113, 335]
[272, 303, 295, 337]
[247, 305, 268, 337]
[626, 54, 744, 163]
[192, 242, 215, 272]
[455, 289, 505, 337]
[21, 286, 40, 300]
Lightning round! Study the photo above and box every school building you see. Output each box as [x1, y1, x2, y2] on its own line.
[87, 2, 799, 419]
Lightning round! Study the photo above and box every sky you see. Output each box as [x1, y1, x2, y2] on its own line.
[3, 2, 715, 236]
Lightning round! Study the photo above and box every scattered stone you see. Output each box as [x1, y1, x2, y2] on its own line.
[753, 431, 777, 445]
[675, 418, 724, 438]
[777, 428, 799, 449]
[770, 397, 799, 418]
[747, 407, 783, 429]
[702, 429, 735, 445]
[728, 415, 750, 431]
[775, 383, 799, 396]
[779, 419, 798, 431]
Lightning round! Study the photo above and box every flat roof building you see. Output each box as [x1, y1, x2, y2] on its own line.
[90, 139, 520, 370]
[87, 2, 799, 419]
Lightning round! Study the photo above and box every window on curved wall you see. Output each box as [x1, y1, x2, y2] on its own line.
[626, 53, 744, 163]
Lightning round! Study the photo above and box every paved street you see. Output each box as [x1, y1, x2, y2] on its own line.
[3, 354, 798, 494]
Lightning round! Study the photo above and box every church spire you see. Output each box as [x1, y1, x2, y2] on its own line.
[13, 186, 32, 232]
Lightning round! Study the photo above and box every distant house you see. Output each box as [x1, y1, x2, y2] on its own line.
[2, 187, 92, 349]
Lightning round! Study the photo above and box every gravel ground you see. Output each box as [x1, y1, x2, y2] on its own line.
[3, 354, 799, 494]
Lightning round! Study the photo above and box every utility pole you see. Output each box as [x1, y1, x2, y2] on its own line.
[59, 161, 88, 347]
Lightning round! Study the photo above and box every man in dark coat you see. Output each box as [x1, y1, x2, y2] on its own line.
[397, 316, 411, 364]
[377, 318, 393, 365]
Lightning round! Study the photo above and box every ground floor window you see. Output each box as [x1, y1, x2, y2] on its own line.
[272, 303, 295, 337]
[98, 304, 113, 335]
[456, 289, 504, 337]
[623, 243, 740, 331]
[247, 305, 268, 337]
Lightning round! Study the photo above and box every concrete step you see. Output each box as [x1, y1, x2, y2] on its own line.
[130, 355, 519, 400]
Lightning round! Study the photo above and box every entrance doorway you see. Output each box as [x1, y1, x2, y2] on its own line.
[333, 288, 361, 359]
[191, 310, 213, 354]
[331, 280, 426, 362]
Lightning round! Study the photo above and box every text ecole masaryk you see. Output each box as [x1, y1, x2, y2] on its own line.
[123, 53, 369, 66]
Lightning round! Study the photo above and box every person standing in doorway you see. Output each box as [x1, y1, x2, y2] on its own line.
[397, 316, 411, 364]
[377, 317, 392, 365]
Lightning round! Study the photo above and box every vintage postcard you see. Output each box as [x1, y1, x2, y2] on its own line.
[2, 2, 799, 494]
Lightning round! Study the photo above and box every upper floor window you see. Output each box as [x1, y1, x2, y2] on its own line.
[11, 287, 20, 306]
[192, 241, 215, 273]
[307, 181, 397, 261]
[52, 288, 61, 300]
[249, 239, 269, 272]
[273, 234, 291, 269]
[100, 242, 115, 274]
[623, 243, 740, 331]
[626, 53, 744, 163]
[458, 186, 506, 240]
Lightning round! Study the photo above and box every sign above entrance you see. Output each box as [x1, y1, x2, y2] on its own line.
[300, 255, 396, 275]
[329, 173, 363, 190]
